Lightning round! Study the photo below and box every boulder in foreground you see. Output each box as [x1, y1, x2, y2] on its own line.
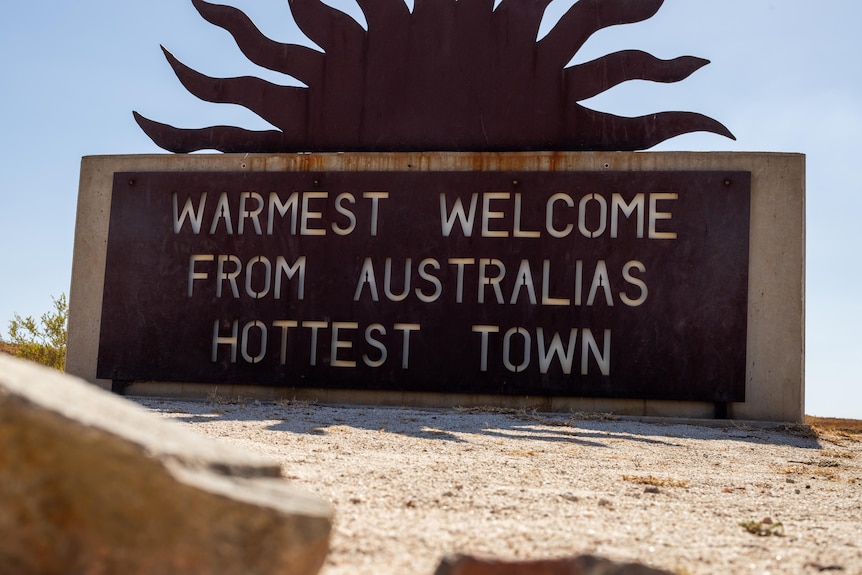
[0, 354, 332, 575]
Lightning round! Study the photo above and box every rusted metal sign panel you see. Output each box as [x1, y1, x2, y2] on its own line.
[98, 170, 750, 402]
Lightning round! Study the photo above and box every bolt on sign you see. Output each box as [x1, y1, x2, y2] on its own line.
[97, 170, 750, 402]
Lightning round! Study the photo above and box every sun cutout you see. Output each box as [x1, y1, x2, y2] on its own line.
[134, 0, 735, 153]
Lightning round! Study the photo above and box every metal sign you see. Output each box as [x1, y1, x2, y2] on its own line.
[98, 170, 750, 402]
[135, 0, 734, 153]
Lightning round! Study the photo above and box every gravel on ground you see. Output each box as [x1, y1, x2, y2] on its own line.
[136, 398, 862, 575]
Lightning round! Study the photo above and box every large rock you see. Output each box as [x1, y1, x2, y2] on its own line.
[0, 354, 332, 575]
[435, 554, 675, 575]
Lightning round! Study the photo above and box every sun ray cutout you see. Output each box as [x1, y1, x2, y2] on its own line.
[135, 0, 735, 153]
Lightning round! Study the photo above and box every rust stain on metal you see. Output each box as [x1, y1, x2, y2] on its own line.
[134, 0, 734, 154]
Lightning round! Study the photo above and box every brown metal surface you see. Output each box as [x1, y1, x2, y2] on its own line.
[134, 0, 734, 153]
[98, 170, 750, 402]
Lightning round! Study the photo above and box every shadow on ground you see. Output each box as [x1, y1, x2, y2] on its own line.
[133, 398, 823, 450]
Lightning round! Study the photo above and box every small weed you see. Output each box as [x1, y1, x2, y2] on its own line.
[572, 411, 619, 421]
[453, 405, 520, 415]
[519, 412, 574, 427]
[780, 464, 840, 481]
[206, 388, 249, 405]
[740, 518, 784, 537]
[274, 396, 318, 408]
[622, 474, 689, 488]
[206, 388, 224, 404]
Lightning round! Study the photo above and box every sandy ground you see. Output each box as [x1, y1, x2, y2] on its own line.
[135, 398, 862, 575]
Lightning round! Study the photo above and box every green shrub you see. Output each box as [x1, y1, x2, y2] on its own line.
[3, 293, 68, 371]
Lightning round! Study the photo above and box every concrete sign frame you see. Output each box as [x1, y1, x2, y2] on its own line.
[67, 152, 804, 423]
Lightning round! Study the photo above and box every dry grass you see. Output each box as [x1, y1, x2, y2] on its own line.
[820, 449, 855, 460]
[622, 474, 689, 488]
[779, 465, 840, 481]
[806, 416, 862, 441]
[777, 423, 818, 438]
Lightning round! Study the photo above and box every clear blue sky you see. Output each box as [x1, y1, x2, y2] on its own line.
[1, 0, 859, 418]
